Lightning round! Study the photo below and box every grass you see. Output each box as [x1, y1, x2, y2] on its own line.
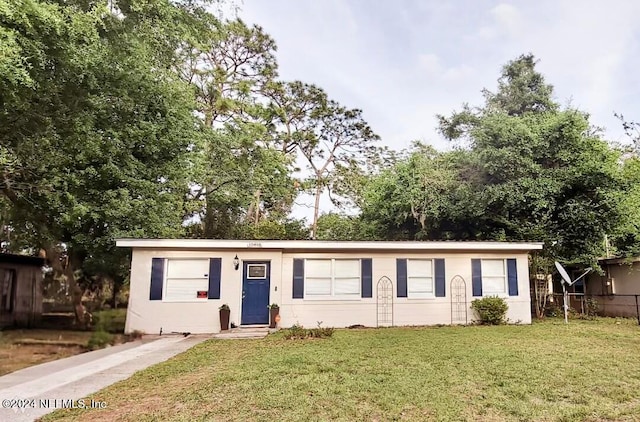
[42, 318, 640, 422]
[0, 330, 93, 376]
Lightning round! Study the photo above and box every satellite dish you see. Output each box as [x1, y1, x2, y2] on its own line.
[554, 261, 593, 324]
[554, 261, 572, 285]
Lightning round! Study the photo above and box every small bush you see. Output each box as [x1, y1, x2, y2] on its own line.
[87, 330, 114, 350]
[93, 309, 126, 333]
[309, 322, 334, 338]
[283, 323, 308, 340]
[545, 302, 561, 318]
[471, 296, 508, 325]
[583, 297, 599, 319]
[282, 322, 334, 340]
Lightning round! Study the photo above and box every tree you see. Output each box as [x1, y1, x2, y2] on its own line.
[265, 80, 328, 154]
[297, 101, 380, 238]
[175, 17, 306, 237]
[364, 55, 629, 267]
[361, 144, 465, 240]
[264, 81, 388, 237]
[178, 17, 278, 126]
[483, 53, 557, 116]
[609, 113, 640, 257]
[315, 213, 377, 241]
[0, 0, 206, 321]
[187, 122, 297, 238]
[615, 112, 640, 156]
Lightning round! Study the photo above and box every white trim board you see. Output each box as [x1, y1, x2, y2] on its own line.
[115, 239, 543, 252]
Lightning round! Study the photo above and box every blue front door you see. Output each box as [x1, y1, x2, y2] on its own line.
[241, 261, 270, 325]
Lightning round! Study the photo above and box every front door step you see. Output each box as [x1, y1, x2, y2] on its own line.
[213, 326, 275, 339]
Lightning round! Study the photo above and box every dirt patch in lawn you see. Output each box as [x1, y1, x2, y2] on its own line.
[0, 329, 93, 376]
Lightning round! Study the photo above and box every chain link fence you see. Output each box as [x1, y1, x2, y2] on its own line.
[543, 293, 640, 324]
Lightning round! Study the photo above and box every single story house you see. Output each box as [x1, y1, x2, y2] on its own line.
[586, 256, 640, 318]
[116, 239, 543, 334]
[0, 253, 45, 329]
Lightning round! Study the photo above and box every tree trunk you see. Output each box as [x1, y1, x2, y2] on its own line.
[44, 246, 89, 329]
[111, 277, 120, 309]
[203, 187, 216, 238]
[254, 190, 261, 226]
[311, 184, 322, 240]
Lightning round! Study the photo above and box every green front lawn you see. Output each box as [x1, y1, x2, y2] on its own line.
[44, 319, 640, 421]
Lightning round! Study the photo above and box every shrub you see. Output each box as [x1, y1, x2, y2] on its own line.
[309, 326, 334, 338]
[283, 323, 308, 340]
[93, 309, 126, 333]
[282, 322, 334, 340]
[582, 298, 599, 320]
[87, 330, 114, 350]
[471, 296, 508, 325]
[545, 301, 561, 318]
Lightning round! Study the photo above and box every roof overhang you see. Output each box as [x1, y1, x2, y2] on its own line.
[0, 253, 45, 267]
[115, 239, 543, 252]
[598, 256, 640, 265]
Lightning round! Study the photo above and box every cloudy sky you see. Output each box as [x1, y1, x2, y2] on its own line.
[237, 0, 640, 152]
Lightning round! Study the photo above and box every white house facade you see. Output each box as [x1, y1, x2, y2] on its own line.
[116, 239, 543, 334]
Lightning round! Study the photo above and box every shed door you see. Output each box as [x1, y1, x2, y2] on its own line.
[241, 261, 270, 325]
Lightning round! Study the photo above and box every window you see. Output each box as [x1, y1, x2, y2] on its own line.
[407, 259, 434, 298]
[247, 264, 267, 279]
[0, 269, 15, 313]
[164, 259, 209, 301]
[482, 259, 507, 296]
[305, 259, 360, 298]
[573, 279, 585, 295]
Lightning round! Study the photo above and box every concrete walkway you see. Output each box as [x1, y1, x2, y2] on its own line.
[0, 335, 210, 422]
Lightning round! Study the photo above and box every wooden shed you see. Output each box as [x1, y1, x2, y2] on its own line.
[0, 253, 45, 328]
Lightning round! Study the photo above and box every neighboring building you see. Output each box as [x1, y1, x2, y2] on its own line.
[0, 253, 45, 329]
[587, 256, 640, 318]
[116, 239, 543, 334]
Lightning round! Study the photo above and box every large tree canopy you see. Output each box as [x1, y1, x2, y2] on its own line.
[0, 0, 206, 317]
[362, 55, 631, 267]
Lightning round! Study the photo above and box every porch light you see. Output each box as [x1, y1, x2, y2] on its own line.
[233, 254, 240, 271]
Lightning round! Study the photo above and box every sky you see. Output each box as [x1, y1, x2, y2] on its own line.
[230, 0, 640, 220]
[236, 0, 640, 152]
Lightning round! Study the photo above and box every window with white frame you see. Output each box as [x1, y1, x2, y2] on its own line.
[407, 259, 434, 298]
[164, 259, 209, 301]
[482, 259, 507, 296]
[305, 259, 360, 298]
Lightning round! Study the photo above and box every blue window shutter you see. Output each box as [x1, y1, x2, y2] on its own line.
[150, 258, 164, 300]
[507, 258, 518, 296]
[471, 259, 482, 297]
[208, 258, 222, 299]
[293, 259, 304, 299]
[435, 259, 445, 297]
[361, 259, 372, 298]
[397, 259, 407, 298]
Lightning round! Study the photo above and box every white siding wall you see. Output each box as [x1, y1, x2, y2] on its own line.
[125, 249, 283, 334]
[279, 251, 532, 329]
[125, 248, 532, 334]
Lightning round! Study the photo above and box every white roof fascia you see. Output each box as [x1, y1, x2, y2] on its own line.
[115, 239, 543, 252]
